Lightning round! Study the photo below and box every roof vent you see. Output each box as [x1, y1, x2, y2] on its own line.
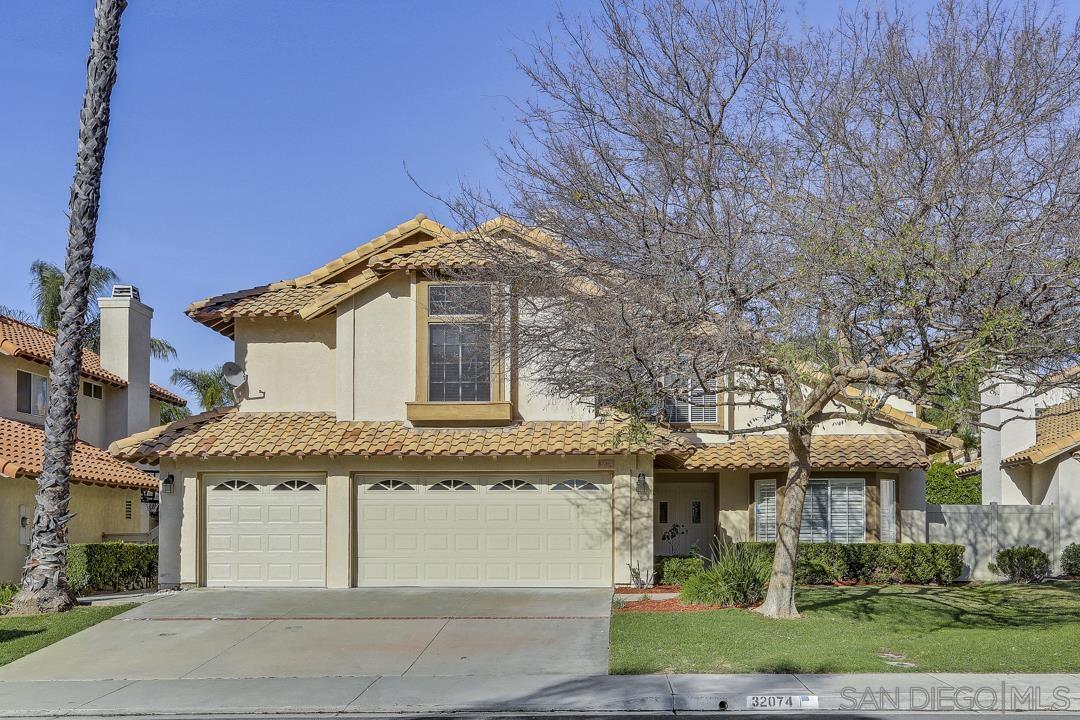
[111, 285, 140, 300]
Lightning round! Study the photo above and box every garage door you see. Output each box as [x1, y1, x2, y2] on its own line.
[204, 475, 326, 587]
[355, 473, 613, 587]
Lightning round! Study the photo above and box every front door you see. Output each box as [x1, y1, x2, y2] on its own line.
[654, 480, 716, 556]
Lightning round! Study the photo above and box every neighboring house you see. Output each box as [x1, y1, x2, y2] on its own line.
[0, 287, 186, 582]
[956, 381, 1080, 553]
[111, 216, 958, 590]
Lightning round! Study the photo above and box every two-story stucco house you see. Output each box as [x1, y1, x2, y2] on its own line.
[112, 216, 957, 590]
[956, 379, 1080, 554]
[0, 287, 186, 582]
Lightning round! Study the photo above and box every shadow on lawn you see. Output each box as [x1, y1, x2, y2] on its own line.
[795, 580, 1080, 632]
[0, 628, 45, 643]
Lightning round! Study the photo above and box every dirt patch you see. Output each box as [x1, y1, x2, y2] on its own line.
[614, 585, 680, 594]
[615, 597, 732, 612]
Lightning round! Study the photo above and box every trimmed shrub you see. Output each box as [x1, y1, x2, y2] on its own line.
[67, 543, 157, 595]
[1061, 543, 1080, 577]
[989, 545, 1050, 584]
[655, 555, 705, 585]
[737, 541, 963, 585]
[925, 462, 981, 504]
[680, 544, 770, 606]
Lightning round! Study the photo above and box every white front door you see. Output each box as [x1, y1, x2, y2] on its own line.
[203, 475, 326, 587]
[654, 480, 716, 556]
[355, 473, 613, 587]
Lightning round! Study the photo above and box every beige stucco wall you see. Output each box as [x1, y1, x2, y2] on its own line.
[336, 272, 415, 421]
[0, 477, 146, 583]
[731, 390, 917, 436]
[515, 370, 595, 421]
[235, 316, 336, 413]
[157, 452, 654, 589]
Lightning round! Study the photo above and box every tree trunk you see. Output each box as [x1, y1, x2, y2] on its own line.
[756, 426, 812, 619]
[11, 0, 127, 616]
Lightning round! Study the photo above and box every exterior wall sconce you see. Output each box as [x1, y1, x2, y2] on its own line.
[636, 472, 648, 493]
[161, 474, 175, 494]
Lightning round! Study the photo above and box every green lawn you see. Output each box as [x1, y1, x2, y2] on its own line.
[0, 604, 134, 667]
[610, 582, 1080, 674]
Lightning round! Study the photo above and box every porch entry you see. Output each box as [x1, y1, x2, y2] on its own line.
[654, 480, 716, 556]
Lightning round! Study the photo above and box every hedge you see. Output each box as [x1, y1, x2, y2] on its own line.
[655, 555, 705, 585]
[67, 543, 157, 595]
[737, 542, 964, 585]
[926, 462, 981, 504]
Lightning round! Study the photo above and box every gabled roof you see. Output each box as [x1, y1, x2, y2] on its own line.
[109, 408, 693, 464]
[187, 215, 454, 336]
[679, 433, 929, 471]
[0, 315, 185, 406]
[1, 416, 156, 490]
[837, 386, 963, 452]
[1001, 395, 1080, 467]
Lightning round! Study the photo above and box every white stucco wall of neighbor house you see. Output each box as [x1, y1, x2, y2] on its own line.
[898, 468, 928, 543]
[234, 316, 336, 413]
[1045, 456, 1080, 553]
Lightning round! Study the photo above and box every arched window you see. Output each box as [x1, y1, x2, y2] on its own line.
[272, 480, 319, 491]
[429, 479, 476, 492]
[368, 479, 415, 492]
[212, 479, 258, 491]
[551, 479, 601, 491]
[490, 479, 538, 491]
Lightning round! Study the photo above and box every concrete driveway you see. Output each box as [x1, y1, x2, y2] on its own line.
[0, 588, 611, 681]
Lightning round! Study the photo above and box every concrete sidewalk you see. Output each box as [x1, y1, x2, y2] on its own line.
[1, 673, 1079, 716]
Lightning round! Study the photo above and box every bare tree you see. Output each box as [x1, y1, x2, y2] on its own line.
[12, 0, 128, 615]
[450, 0, 1080, 617]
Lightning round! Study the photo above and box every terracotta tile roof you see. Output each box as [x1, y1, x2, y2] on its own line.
[680, 433, 929, 471]
[110, 409, 692, 464]
[955, 458, 981, 477]
[1, 416, 156, 490]
[999, 396, 1080, 467]
[187, 216, 454, 335]
[0, 315, 184, 407]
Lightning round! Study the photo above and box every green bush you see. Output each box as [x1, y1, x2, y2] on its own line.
[1061, 543, 1080, 577]
[67, 543, 157, 595]
[655, 555, 705, 585]
[926, 462, 981, 504]
[737, 541, 963, 585]
[0, 583, 18, 609]
[989, 545, 1050, 583]
[680, 544, 770, 606]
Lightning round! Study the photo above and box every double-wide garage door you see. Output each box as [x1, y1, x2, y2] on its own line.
[355, 473, 613, 587]
[202, 472, 613, 588]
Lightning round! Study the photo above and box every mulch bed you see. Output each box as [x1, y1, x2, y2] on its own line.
[614, 585, 680, 594]
[615, 597, 734, 613]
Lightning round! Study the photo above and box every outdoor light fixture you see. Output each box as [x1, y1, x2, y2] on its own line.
[161, 474, 175, 494]
[636, 472, 648, 493]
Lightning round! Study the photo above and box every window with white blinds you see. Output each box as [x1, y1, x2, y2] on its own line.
[879, 477, 897, 543]
[754, 477, 867, 544]
[754, 479, 776, 541]
[663, 377, 718, 424]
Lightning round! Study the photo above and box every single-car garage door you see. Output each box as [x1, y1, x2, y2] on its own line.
[355, 473, 613, 587]
[204, 475, 326, 587]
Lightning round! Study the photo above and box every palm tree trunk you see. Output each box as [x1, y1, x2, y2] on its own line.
[755, 427, 812, 619]
[11, 0, 127, 615]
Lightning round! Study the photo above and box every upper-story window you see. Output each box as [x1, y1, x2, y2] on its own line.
[663, 376, 718, 424]
[16, 370, 49, 417]
[428, 284, 492, 402]
[82, 381, 103, 400]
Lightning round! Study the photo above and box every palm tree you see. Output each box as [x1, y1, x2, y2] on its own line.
[28, 260, 177, 361]
[170, 366, 238, 413]
[12, 0, 128, 615]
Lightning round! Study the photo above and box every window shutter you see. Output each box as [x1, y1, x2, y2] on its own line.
[755, 479, 777, 541]
[828, 478, 866, 543]
[879, 478, 897, 543]
[799, 479, 829, 542]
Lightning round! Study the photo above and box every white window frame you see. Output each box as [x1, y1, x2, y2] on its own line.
[879, 477, 898, 543]
[16, 370, 49, 417]
[754, 478, 777, 541]
[663, 376, 718, 424]
[755, 476, 866, 543]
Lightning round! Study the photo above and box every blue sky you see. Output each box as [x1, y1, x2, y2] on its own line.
[1, 0, 1059, 406]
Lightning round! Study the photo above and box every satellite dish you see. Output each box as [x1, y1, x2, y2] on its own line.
[221, 362, 247, 388]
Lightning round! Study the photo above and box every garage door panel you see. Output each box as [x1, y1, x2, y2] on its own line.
[356, 473, 612, 587]
[204, 475, 326, 588]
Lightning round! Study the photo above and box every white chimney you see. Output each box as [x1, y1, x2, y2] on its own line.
[98, 285, 153, 442]
[980, 378, 1036, 504]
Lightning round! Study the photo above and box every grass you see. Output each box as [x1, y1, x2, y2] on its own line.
[610, 581, 1080, 674]
[0, 604, 134, 667]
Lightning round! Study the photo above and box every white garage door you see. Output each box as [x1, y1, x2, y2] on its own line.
[204, 475, 326, 587]
[355, 473, 613, 587]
